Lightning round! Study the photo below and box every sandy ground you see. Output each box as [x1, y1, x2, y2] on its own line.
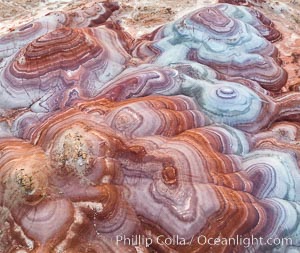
[0, 0, 298, 36]
[0, 0, 218, 36]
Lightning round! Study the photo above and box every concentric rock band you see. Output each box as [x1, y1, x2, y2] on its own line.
[0, 1, 299, 253]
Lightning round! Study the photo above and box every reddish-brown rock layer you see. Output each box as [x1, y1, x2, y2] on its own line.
[0, 1, 300, 253]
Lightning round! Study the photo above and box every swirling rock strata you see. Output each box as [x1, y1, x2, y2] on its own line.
[0, 2, 300, 253]
[133, 4, 287, 91]
[0, 25, 131, 113]
[0, 1, 119, 59]
[2, 103, 300, 252]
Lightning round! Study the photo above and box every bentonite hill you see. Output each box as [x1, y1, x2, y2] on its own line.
[0, 1, 300, 252]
